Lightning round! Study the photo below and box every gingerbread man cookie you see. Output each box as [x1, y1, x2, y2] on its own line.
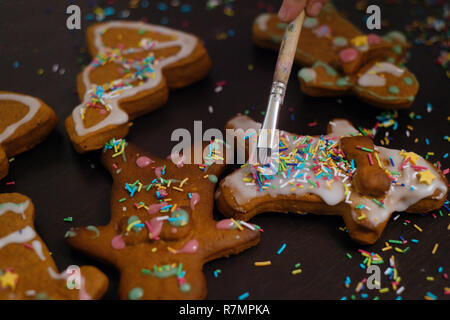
[215, 115, 448, 244]
[0, 92, 58, 180]
[0, 193, 108, 299]
[253, 3, 418, 109]
[65, 21, 212, 153]
[66, 139, 260, 299]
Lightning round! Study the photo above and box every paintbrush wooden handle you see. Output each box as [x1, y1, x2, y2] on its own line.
[273, 11, 305, 84]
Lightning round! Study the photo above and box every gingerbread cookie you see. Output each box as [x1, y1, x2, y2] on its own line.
[0, 193, 108, 299]
[298, 61, 419, 109]
[253, 3, 418, 109]
[66, 139, 260, 299]
[65, 21, 212, 153]
[0, 92, 58, 180]
[215, 115, 448, 244]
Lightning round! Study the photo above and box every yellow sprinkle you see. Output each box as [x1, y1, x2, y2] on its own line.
[355, 281, 363, 292]
[432, 243, 439, 254]
[167, 180, 172, 187]
[203, 175, 209, 179]
[382, 246, 392, 252]
[357, 214, 366, 221]
[379, 288, 389, 293]
[126, 220, 141, 232]
[254, 261, 272, 267]
[172, 186, 184, 192]
[171, 204, 178, 212]
[151, 247, 157, 252]
[167, 247, 177, 254]
[179, 178, 189, 187]
[413, 224, 423, 232]
[394, 247, 403, 253]
[230, 218, 243, 231]
[291, 269, 302, 275]
[426, 276, 435, 281]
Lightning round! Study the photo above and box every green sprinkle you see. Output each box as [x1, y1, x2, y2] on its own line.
[141, 268, 151, 275]
[388, 240, 403, 244]
[119, 198, 127, 203]
[307, 179, 317, 187]
[360, 147, 374, 152]
[372, 198, 385, 208]
[64, 217, 73, 222]
[346, 253, 352, 259]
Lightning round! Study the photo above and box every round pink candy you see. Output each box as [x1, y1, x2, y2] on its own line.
[367, 34, 382, 45]
[111, 234, 126, 250]
[136, 156, 153, 168]
[339, 48, 359, 64]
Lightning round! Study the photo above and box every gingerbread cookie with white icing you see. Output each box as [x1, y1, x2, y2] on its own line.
[65, 139, 260, 299]
[65, 21, 212, 153]
[0, 193, 108, 299]
[298, 61, 419, 109]
[253, 3, 418, 109]
[0, 91, 58, 180]
[215, 115, 448, 244]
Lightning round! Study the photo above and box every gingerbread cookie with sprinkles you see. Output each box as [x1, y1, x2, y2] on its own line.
[253, 3, 419, 109]
[65, 139, 260, 299]
[65, 21, 212, 153]
[215, 115, 448, 244]
[0, 91, 58, 180]
[0, 193, 108, 299]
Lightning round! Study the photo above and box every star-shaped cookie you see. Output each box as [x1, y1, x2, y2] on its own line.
[66, 139, 260, 299]
[0, 193, 108, 299]
[215, 115, 448, 244]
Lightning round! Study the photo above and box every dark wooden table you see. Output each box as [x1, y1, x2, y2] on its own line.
[0, 0, 448, 300]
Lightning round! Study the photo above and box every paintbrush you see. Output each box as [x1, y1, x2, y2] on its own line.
[257, 11, 305, 165]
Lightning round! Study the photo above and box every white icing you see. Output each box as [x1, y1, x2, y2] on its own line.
[0, 201, 29, 219]
[255, 13, 271, 31]
[358, 62, 404, 87]
[31, 240, 46, 261]
[47, 267, 67, 280]
[0, 94, 41, 143]
[221, 115, 448, 228]
[0, 226, 36, 250]
[349, 147, 447, 226]
[72, 21, 198, 137]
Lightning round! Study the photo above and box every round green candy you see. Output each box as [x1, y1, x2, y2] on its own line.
[170, 209, 189, 227]
[179, 283, 192, 293]
[208, 174, 218, 183]
[128, 287, 144, 300]
[403, 77, 413, 85]
[388, 86, 400, 94]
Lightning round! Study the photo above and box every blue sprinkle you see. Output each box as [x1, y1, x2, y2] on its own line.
[360, 263, 366, 270]
[180, 4, 192, 13]
[104, 7, 115, 16]
[425, 138, 430, 145]
[141, 0, 150, 8]
[444, 153, 448, 159]
[361, 293, 368, 299]
[13, 61, 19, 68]
[411, 239, 419, 243]
[395, 296, 402, 300]
[438, 267, 443, 273]
[157, 2, 168, 11]
[238, 292, 249, 300]
[277, 243, 286, 255]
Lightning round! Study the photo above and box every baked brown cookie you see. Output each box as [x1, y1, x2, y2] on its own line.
[0, 91, 58, 180]
[252, 3, 418, 109]
[66, 139, 260, 299]
[0, 193, 108, 299]
[215, 115, 448, 244]
[65, 21, 212, 153]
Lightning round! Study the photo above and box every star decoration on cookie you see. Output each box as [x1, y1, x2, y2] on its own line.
[0, 270, 19, 290]
[0, 193, 108, 299]
[400, 150, 420, 165]
[216, 115, 448, 244]
[66, 139, 260, 299]
[418, 170, 436, 185]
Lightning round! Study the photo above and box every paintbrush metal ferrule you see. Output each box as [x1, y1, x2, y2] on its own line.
[258, 81, 286, 149]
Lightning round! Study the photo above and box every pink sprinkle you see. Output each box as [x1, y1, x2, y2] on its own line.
[24, 243, 33, 249]
[6, 181, 15, 186]
[399, 157, 410, 170]
[216, 80, 226, 86]
[112, 164, 118, 169]
[368, 154, 374, 166]
[443, 168, 449, 175]
[410, 165, 427, 171]
[308, 121, 317, 127]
